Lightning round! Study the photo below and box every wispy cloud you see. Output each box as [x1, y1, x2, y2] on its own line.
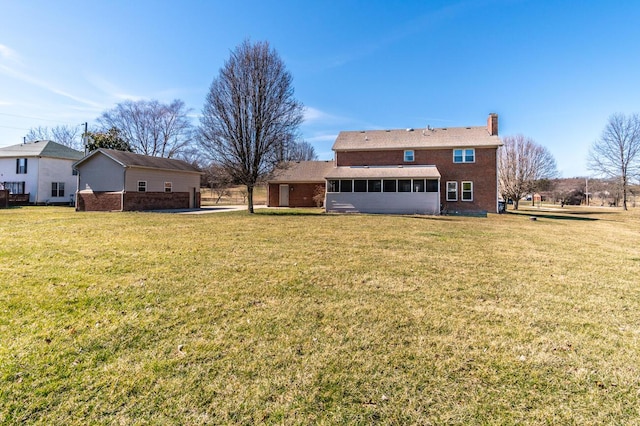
[85, 74, 143, 102]
[0, 63, 104, 110]
[0, 44, 21, 64]
[305, 133, 338, 143]
[303, 106, 351, 125]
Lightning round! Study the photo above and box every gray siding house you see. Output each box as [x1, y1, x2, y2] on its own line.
[74, 149, 202, 211]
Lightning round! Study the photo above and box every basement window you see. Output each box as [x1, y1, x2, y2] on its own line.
[138, 181, 147, 192]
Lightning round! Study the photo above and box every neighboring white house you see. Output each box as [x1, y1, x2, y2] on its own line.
[0, 140, 84, 205]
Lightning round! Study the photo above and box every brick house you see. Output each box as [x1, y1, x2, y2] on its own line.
[268, 113, 502, 215]
[74, 149, 202, 211]
[267, 161, 334, 207]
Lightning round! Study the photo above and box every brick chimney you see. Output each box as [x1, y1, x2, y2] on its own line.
[487, 113, 498, 136]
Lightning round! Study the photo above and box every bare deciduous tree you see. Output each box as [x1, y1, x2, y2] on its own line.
[203, 163, 233, 204]
[286, 141, 318, 161]
[198, 40, 304, 213]
[26, 125, 82, 150]
[98, 99, 193, 158]
[498, 134, 558, 210]
[588, 113, 640, 210]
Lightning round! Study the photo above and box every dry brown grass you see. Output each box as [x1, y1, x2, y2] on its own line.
[1, 204, 639, 424]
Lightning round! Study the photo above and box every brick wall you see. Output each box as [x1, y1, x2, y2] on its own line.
[77, 191, 200, 211]
[123, 192, 192, 211]
[267, 183, 324, 207]
[76, 192, 122, 211]
[336, 147, 499, 213]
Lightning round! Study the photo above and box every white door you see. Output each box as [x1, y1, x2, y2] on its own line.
[279, 185, 289, 207]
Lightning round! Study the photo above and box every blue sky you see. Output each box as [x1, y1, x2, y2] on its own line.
[1, 0, 639, 177]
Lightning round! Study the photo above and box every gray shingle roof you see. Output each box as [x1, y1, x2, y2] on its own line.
[325, 165, 440, 179]
[269, 161, 335, 183]
[75, 149, 202, 173]
[332, 126, 501, 151]
[0, 140, 84, 159]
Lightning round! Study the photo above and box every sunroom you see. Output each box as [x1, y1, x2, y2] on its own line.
[324, 165, 441, 214]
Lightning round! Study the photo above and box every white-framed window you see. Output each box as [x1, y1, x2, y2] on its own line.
[327, 180, 339, 193]
[453, 148, 475, 163]
[51, 182, 65, 197]
[404, 150, 415, 162]
[138, 181, 147, 192]
[164, 182, 172, 193]
[461, 181, 473, 201]
[16, 158, 28, 174]
[446, 181, 458, 201]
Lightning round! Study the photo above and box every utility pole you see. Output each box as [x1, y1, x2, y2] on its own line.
[585, 177, 589, 206]
[82, 122, 88, 155]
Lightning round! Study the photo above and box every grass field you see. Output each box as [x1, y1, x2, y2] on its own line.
[1, 205, 639, 424]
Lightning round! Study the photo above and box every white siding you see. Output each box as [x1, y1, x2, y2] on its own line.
[0, 157, 40, 202]
[326, 192, 440, 215]
[37, 157, 79, 204]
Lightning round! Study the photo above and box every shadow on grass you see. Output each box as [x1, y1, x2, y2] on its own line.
[254, 208, 325, 216]
[507, 211, 598, 221]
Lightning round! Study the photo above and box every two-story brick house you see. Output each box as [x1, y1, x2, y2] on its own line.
[267, 113, 502, 215]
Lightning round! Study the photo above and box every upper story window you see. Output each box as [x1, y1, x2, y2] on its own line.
[404, 150, 415, 162]
[138, 181, 147, 192]
[453, 148, 475, 163]
[16, 158, 28, 174]
[164, 182, 172, 193]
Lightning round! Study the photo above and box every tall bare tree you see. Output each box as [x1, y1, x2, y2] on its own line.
[498, 134, 558, 210]
[26, 125, 82, 150]
[97, 99, 193, 158]
[588, 113, 640, 210]
[199, 40, 304, 213]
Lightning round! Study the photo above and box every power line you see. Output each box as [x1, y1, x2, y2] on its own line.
[0, 111, 67, 123]
[0, 124, 30, 131]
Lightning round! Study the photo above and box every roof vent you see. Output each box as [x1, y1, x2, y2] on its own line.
[385, 130, 391, 132]
[406, 128, 413, 132]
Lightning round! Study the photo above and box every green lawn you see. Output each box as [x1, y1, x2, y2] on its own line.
[1, 206, 639, 424]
